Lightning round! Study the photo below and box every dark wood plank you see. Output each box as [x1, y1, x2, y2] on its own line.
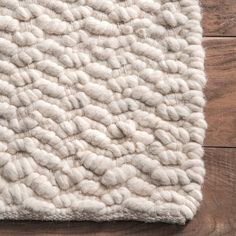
[201, 0, 236, 36]
[0, 148, 235, 236]
[204, 38, 236, 147]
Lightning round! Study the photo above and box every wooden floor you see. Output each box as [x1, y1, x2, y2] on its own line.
[0, 1, 235, 235]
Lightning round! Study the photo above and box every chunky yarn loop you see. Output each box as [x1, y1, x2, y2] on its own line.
[0, 0, 206, 224]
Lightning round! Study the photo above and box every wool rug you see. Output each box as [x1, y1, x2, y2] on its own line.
[0, 0, 207, 224]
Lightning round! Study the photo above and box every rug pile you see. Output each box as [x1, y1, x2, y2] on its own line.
[0, 0, 206, 224]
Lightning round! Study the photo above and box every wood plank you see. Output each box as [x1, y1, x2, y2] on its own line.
[201, 0, 236, 36]
[204, 38, 236, 147]
[0, 148, 234, 236]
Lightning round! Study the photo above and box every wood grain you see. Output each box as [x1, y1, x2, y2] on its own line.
[204, 38, 236, 147]
[201, 0, 236, 36]
[0, 148, 235, 236]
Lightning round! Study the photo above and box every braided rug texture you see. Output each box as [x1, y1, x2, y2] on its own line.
[0, 0, 207, 224]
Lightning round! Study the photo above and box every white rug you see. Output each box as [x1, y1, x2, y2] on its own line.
[0, 0, 207, 224]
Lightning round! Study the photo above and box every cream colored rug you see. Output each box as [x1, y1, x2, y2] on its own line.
[0, 0, 206, 224]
